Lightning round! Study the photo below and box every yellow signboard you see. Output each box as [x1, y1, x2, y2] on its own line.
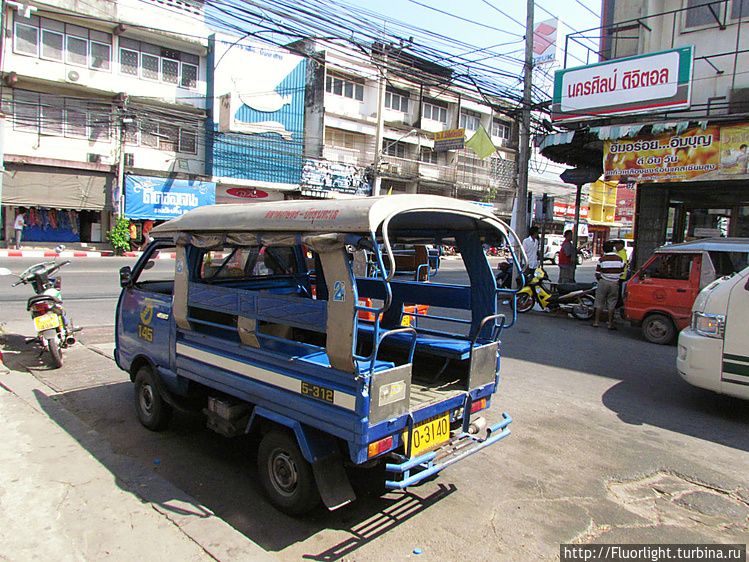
[434, 128, 465, 151]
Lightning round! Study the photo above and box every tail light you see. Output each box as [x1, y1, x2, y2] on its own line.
[32, 302, 50, 314]
[367, 435, 393, 458]
[52, 278, 61, 289]
[471, 398, 487, 413]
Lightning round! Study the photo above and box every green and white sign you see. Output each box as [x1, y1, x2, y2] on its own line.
[552, 47, 693, 122]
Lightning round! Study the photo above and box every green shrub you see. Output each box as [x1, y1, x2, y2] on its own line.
[107, 216, 131, 252]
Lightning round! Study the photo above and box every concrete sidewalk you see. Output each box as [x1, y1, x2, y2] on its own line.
[0, 340, 273, 561]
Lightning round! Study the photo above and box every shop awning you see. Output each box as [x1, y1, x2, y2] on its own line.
[2, 166, 112, 210]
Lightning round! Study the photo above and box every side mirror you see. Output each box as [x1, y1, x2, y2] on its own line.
[143, 260, 155, 270]
[120, 266, 132, 287]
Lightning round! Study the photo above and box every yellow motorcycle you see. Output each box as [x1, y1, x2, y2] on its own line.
[515, 267, 596, 320]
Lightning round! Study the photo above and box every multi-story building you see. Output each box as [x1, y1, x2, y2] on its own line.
[541, 0, 749, 267]
[290, 38, 519, 215]
[1, 0, 211, 245]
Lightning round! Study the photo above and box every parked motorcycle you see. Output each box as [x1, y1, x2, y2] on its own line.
[515, 267, 596, 320]
[0, 250, 77, 368]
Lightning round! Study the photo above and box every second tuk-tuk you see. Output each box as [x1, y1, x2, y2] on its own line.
[115, 195, 524, 515]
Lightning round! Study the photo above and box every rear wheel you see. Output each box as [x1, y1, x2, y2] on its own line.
[571, 295, 595, 320]
[48, 336, 63, 368]
[516, 292, 534, 313]
[257, 430, 320, 516]
[134, 366, 172, 431]
[642, 313, 676, 345]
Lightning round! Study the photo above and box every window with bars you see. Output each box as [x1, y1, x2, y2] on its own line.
[11, 91, 113, 141]
[423, 101, 448, 123]
[127, 118, 198, 154]
[492, 119, 510, 140]
[13, 14, 112, 71]
[325, 71, 364, 101]
[118, 37, 199, 90]
[383, 141, 408, 158]
[420, 148, 440, 164]
[385, 89, 409, 112]
[459, 110, 482, 132]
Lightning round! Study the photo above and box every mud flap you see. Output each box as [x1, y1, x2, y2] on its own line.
[312, 454, 356, 511]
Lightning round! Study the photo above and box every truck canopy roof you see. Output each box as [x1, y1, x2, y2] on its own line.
[151, 195, 513, 241]
[655, 238, 749, 254]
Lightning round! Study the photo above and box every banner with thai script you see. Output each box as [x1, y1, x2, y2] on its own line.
[552, 47, 692, 122]
[603, 126, 721, 183]
[124, 176, 216, 220]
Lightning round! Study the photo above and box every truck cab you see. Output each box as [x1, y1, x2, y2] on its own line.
[115, 195, 524, 515]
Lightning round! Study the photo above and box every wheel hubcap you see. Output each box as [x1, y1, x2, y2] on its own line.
[649, 322, 667, 338]
[140, 384, 154, 415]
[269, 450, 298, 497]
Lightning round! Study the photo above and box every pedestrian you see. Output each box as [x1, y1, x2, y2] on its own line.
[522, 225, 541, 272]
[592, 240, 625, 330]
[13, 210, 26, 250]
[612, 239, 628, 309]
[557, 229, 576, 283]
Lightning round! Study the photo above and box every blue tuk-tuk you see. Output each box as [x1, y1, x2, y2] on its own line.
[115, 195, 524, 515]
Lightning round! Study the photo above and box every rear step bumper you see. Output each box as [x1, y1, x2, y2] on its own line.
[384, 413, 512, 489]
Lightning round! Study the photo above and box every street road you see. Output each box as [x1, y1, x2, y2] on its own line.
[2, 256, 748, 560]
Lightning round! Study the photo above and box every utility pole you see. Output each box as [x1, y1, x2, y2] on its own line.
[515, 0, 534, 240]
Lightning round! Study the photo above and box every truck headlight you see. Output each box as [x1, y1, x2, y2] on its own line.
[691, 311, 725, 338]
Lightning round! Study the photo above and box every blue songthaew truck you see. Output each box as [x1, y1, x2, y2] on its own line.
[115, 194, 524, 515]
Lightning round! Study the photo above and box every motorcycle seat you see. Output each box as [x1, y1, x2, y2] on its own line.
[27, 294, 61, 310]
[556, 282, 595, 295]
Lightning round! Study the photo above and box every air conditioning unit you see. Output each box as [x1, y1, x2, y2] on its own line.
[87, 153, 101, 164]
[124, 153, 134, 167]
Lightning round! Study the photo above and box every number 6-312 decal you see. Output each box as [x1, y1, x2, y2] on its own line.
[333, 280, 345, 302]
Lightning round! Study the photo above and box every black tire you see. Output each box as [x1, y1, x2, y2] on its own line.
[571, 295, 595, 320]
[134, 366, 172, 431]
[257, 430, 320, 516]
[516, 292, 534, 313]
[552, 252, 560, 265]
[48, 336, 63, 368]
[642, 313, 676, 345]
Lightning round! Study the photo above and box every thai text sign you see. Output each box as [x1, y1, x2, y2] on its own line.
[552, 47, 692, 122]
[125, 176, 216, 219]
[434, 128, 465, 151]
[603, 126, 723, 182]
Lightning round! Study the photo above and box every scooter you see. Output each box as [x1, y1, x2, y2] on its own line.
[515, 266, 596, 320]
[0, 249, 78, 368]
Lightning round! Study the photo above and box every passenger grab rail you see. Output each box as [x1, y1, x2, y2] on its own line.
[471, 313, 507, 347]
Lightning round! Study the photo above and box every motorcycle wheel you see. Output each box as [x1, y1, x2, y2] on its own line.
[48, 336, 63, 368]
[516, 293, 535, 313]
[571, 295, 595, 320]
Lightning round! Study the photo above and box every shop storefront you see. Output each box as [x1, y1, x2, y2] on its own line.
[2, 164, 112, 244]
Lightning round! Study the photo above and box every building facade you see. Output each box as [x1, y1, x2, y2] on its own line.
[1, 0, 212, 244]
[542, 0, 749, 267]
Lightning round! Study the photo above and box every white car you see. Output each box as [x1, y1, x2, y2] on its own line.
[543, 235, 565, 264]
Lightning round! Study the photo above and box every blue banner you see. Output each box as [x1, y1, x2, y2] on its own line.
[124, 176, 216, 220]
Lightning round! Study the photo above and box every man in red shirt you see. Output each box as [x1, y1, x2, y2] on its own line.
[557, 230, 576, 283]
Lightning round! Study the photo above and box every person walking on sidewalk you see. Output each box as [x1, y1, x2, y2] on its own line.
[13, 210, 26, 250]
[522, 226, 540, 272]
[592, 240, 625, 330]
[557, 229, 576, 283]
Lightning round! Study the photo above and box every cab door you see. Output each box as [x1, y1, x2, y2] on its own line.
[721, 271, 749, 397]
[626, 252, 700, 330]
[116, 241, 176, 371]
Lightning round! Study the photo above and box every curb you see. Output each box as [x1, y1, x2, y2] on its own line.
[0, 250, 175, 259]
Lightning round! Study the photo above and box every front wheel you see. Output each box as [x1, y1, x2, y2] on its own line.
[571, 295, 595, 320]
[134, 366, 172, 431]
[257, 430, 321, 516]
[47, 336, 63, 368]
[516, 292, 535, 313]
[642, 313, 676, 345]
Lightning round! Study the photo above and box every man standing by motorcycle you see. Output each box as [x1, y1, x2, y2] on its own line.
[522, 226, 540, 272]
[557, 230, 576, 283]
[592, 240, 625, 330]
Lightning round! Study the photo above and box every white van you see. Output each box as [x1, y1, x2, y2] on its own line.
[676, 265, 749, 400]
